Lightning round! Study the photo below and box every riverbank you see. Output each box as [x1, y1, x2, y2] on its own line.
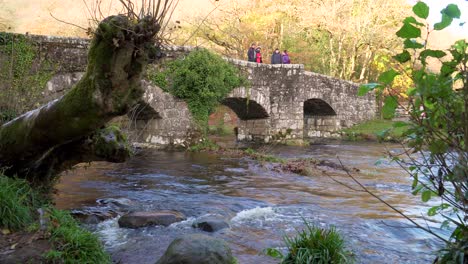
[339, 119, 408, 142]
[0, 175, 111, 264]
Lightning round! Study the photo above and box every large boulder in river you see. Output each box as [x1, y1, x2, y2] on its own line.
[192, 216, 230, 232]
[156, 234, 235, 264]
[118, 210, 185, 228]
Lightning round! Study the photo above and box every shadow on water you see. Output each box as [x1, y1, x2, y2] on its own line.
[55, 142, 447, 264]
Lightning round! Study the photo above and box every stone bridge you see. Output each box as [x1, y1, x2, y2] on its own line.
[17, 35, 376, 146]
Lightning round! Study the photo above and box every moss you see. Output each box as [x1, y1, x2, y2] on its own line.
[94, 125, 132, 161]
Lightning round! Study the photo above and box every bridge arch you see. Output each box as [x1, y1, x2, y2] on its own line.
[219, 97, 270, 141]
[303, 98, 336, 116]
[221, 97, 269, 120]
[303, 98, 340, 138]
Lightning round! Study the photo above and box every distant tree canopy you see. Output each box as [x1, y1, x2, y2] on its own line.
[175, 0, 411, 84]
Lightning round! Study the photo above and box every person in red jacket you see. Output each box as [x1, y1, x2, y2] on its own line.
[255, 47, 263, 63]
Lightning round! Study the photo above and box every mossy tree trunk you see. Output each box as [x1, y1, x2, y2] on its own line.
[0, 15, 160, 185]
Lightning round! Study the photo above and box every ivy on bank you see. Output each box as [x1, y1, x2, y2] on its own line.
[0, 33, 55, 123]
[147, 48, 248, 132]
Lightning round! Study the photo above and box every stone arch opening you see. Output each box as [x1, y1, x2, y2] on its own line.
[218, 97, 270, 142]
[222, 97, 269, 120]
[303, 99, 336, 116]
[129, 101, 161, 121]
[303, 99, 339, 138]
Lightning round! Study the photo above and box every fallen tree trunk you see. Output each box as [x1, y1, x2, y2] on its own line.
[0, 15, 160, 184]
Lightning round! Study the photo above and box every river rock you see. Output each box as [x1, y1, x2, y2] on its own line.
[155, 234, 235, 264]
[118, 210, 185, 228]
[71, 210, 117, 224]
[192, 216, 230, 232]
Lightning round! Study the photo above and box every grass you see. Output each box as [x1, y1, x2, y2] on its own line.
[45, 209, 111, 264]
[0, 174, 40, 230]
[188, 138, 221, 152]
[0, 173, 110, 263]
[340, 119, 409, 142]
[266, 222, 354, 264]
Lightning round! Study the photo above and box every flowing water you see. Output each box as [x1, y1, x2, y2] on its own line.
[55, 141, 448, 264]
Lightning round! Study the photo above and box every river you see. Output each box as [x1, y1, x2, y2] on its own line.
[54, 141, 447, 263]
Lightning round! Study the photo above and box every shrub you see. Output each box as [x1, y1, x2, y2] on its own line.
[359, 2, 467, 262]
[148, 49, 247, 132]
[267, 223, 353, 264]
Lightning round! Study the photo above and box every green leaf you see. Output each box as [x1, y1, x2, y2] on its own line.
[443, 4, 461, 19]
[357, 83, 381, 96]
[441, 62, 456, 76]
[411, 176, 418, 189]
[421, 189, 432, 202]
[406, 87, 417, 96]
[393, 50, 411, 63]
[440, 220, 450, 229]
[412, 184, 423, 195]
[382, 96, 398, 119]
[434, 13, 453, 30]
[413, 2, 429, 19]
[420, 49, 446, 59]
[265, 248, 283, 259]
[428, 206, 438, 216]
[396, 23, 422, 38]
[404, 39, 424, 49]
[403, 16, 425, 27]
[429, 140, 448, 154]
[378, 69, 400, 85]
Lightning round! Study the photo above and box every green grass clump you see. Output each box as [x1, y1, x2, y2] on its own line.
[0, 174, 40, 230]
[340, 119, 408, 141]
[188, 139, 221, 152]
[267, 223, 353, 264]
[45, 209, 111, 264]
[0, 173, 110, 263]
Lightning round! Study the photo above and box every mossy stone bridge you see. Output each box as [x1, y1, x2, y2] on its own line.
[33, 35, 375, 147]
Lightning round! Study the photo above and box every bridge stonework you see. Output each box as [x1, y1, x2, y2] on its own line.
[12, 35, 375, 147]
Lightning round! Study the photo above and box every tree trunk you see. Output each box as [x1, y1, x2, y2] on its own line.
[0, 15, 160, 184]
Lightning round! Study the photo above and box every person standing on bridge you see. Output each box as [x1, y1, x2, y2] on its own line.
[255, 46, 263, 63]
[247, 43, 256, 62]
[282, 50, 291, 64]
[271, 48, 282, 64]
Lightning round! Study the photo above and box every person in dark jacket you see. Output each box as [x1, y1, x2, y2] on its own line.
[247, 43, 256, 62]
[255, 47, 263, 63]
[282, 50, 291, 64]
[271, 48, 282, 64]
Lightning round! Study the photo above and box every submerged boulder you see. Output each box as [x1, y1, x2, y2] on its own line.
[156, 234, 235, 264]
[118, 210, 185, 228]
[192, 216, 230, 232]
